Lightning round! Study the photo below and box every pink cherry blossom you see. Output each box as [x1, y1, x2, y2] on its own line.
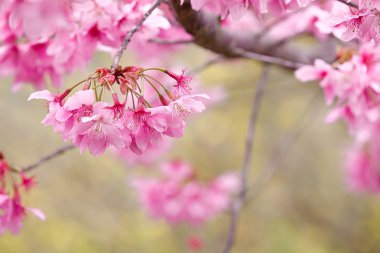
[165, 69, 193, 95]
[0, 154, 44, 235]
[345, 142, 380, 193]
[296, 41, 380, 193]
[30, 66, 209, 156]
[187, 236, 204, 251]
[115, 137, 172, 167]
[132, 160, 240, 224]
[72, 102, 128, 155]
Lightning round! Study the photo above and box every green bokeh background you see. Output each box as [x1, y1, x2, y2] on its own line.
[1, 47, 380, 253]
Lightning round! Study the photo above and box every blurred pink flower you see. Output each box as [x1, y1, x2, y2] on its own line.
[132, 160, 240, 224]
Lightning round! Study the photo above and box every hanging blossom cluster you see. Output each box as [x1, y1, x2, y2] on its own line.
[0, 153, 44, 235]
[0, 0, 176, 90]
[132, 160, 240, 224]
[295, 42, 380, 192]
[29, 66, 209, 156]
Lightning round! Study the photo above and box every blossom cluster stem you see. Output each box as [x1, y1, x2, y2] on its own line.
[110, 0, 164, 73]
[221, 65, 270, 253]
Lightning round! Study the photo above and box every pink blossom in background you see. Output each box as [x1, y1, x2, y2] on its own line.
[0, 0, 188, 90]
[0, 155, 44, 236]
[132, 160, 240, 224]
[3, 0, 378, 91]
[295, 41, 380, 193]
[187, 236, 204, 251]
[345, 142, 380, 193]
[1, 0, 376, 91]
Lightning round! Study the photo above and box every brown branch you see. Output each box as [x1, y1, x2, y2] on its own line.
[110, 0, 164, 72]
[221, 65, 270, 253]
[148, 38, 194, 45]
[234, 48, 305, 69]
[246, 91, 321, 201]
[169, 0, 336, 69]
[21, 144, 76, 173]
[336, 0, 358, 8]
[188, 55, 225, 75]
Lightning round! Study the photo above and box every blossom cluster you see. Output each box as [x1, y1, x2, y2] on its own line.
[0, 152, 44, 235]
[132, 160, 240, 224]
[295, 42, 380, 192]
[29, 66, 209, 156]
[2, 0, 380, 92]
[0, 0, 175, 90]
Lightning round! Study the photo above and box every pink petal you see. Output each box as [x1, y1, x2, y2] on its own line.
[28, 208, 46, 220]
[28, 90, 54, 101]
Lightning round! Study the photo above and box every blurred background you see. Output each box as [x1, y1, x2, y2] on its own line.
[1, 46, 380, 253]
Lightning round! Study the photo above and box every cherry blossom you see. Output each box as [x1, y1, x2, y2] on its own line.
[295, 41, 380, 192]
[132, 160, 240, 224]
[0, 154, 44, 235]
[29, 66, 209, 156]
[345, 141, 380, 193]
[0, 0, 178, 90]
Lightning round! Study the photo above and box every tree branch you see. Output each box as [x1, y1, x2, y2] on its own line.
[21, 144, 76, 173]
[188, 55, 225, 75]
[234, 48, 305, 69]
[148, 38, 194, 45]
[336, 0, 358, 8]
[169, 0, 336, 69]
[246, 91, 321, 201]
[221, 65, 270, 253]
[110, 0, 164, 72]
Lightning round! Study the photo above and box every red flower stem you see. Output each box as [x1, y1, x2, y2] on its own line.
[141, 76, 164, 97]
[143, 74, 174, 100]
[131, 90, 153, 108]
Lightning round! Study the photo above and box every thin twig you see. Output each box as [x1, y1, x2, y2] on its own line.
[188, 55, 225, 75]
[246, 91, 322, 201]
[21, 144, 76, 173]
[221, 65, 270, 253]
[234, 48, 305, 69]
[110, 0, 164, 72]
[148, 38, 194, 45]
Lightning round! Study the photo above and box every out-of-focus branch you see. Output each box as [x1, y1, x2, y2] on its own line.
[246, 91, 321, 201]
[221, 65, 270, 253]
[21, 144, 76, 173]
[148, 38, 194, 45]
[188, 55, 225, 75]
[110, 0, 163, 72]
[169, 0, 336, 69]
[234, 48, 305, 69]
